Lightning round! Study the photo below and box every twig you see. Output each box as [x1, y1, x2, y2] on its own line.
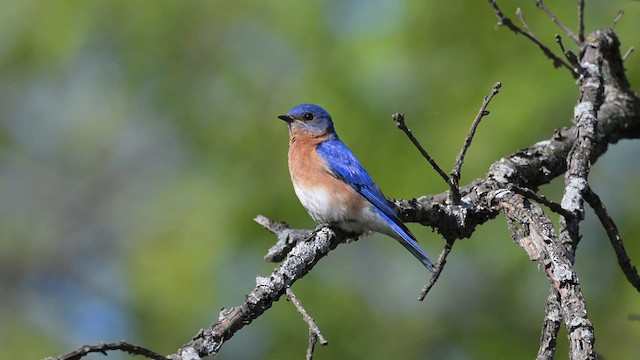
[286, 287, 328, 360]
[450, 82, 502, 204]
[612, 10, 624, 29]
[515, 8, 534, 36]
[536, 0, 580, 44]
[392, 113, 455, 193]
[255, 215, 313, 262]
[555, 35, 580, 69]
[418, 240, 454, 301]
[44, 341, 167, 360]
[584, 188, 640, 292]
[622, 47, 634, 62]
[578, 0, 585, 43]
[489, 1, 577, 77]
[508, 185, 574, 219]
[171, 224, 349, 359]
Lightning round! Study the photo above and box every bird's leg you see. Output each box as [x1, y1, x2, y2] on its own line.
[312, 222, 362, 243]
[312, 223, 331, 233]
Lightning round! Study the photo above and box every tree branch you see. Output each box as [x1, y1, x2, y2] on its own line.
[417, 239, 454, 301]
[508, 184, 574, 219]
[489, 0, 577, 76]
[44, 341, 167, 360]
[536, 288, 562, 360]
[497, 191, 595, 359]
[169, 225, 352, 359]
[578, 0, 585, 43]
[547, 32, 604, 358]
[584, 188, 640, 292]
[286, 287, 328, 360]
[450, 82, 502, 204]
[393, 113, 455, 194]
[256, 215, 313, 262]
[536, 0, 580, 45]
[393, 29, 640, 239]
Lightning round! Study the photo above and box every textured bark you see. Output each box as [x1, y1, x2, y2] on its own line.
[170, 223, 350, 360]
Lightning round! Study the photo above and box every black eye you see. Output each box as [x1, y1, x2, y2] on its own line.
[302, 112, 314, 121]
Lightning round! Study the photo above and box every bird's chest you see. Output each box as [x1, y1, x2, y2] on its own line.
[288, 139, 366, 224]
[292, 183, 343, 222]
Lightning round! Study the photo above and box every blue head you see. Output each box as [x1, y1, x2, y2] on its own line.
[278, 104, 336, 137]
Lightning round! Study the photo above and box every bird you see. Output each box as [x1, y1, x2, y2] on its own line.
[277, 104, 435, 273]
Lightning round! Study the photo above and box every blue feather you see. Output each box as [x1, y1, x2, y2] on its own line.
[316, 139, 435, 273]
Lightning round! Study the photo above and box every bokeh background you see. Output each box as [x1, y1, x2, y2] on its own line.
[1, 1, 639, 359]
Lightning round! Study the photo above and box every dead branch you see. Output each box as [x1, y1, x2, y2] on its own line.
[489, 0, 577, 76]
[44, 341, 167, 360]
[536, 288, 562, 360]
[417, 239, 454, 301]
[450, 82, 502, 203]
[168, 226, 352, 360]
[286, 288, 328, 360]
[392, 113, 454, 193]
[536, 0, 580, 44]
[584, 188, 640, 292]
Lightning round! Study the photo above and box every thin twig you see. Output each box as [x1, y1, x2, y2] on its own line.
[392, 113, 454, 192]
[450, 82, 502, 204]
[508, 185, 574, 219]
[536, 0, 580, 44]
[44, 341, 167, 360]
[578, 0, 585, 43]
[584, 188, 640, 292]
[418, 240, 454, 301]
[286, 287, 328, 360]
[612, 10, 624, 29]
[170, 224, 348, 359]
[516, 8, 534, 36]
[555, 34, 568, 54]
[622, 47, 634, 62]
[489, 0, 577, 77]
[555, 35, 580, 68]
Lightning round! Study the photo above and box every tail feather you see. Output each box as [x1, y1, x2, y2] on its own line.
[377, 211, 435, 273]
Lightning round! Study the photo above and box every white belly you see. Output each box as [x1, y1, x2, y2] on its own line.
[293, 183, 347, 223]
[292, 183, 391, 235]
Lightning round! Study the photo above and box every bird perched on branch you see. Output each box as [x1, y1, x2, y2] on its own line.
[278, 104, 435, 273]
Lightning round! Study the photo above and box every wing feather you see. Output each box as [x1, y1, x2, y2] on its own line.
[316, 139, 434, 272]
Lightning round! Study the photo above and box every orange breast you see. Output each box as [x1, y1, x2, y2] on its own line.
[287, 128, 367, 223]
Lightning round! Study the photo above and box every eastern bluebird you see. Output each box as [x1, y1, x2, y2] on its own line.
[278, 104, 435, 273]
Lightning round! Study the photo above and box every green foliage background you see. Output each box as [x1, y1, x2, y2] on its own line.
[1, 1, 639, 359]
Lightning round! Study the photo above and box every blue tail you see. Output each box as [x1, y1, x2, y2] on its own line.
[314, 139, 435, 273]
[378, 211, 435, 273]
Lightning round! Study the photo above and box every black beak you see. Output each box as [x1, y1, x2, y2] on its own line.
[278, 114, 293, 122]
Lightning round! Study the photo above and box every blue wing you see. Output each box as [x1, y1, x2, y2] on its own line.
[316, 139, 434, 273]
